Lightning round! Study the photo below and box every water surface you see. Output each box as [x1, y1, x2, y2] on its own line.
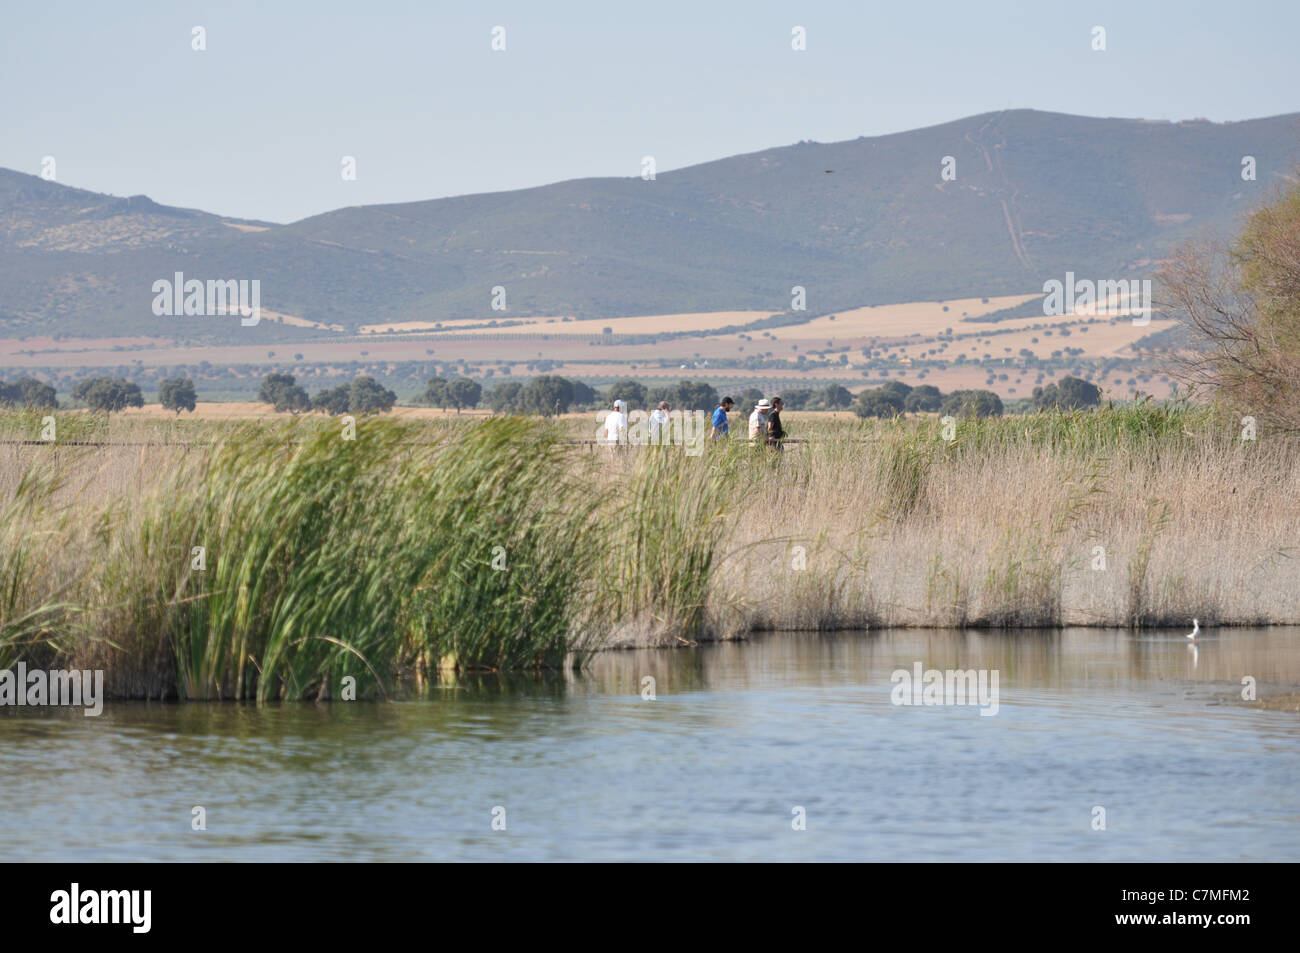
[2, 628, 1298, 861]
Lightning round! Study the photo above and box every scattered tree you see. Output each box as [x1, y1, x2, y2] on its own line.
[607, 379, 647, 409]
[523, 375, 574, 415]
[257, 372, 310, 414]
[423, 376, 451, 411]
[853, 388, 905, 418]
[570, 380, 598, 409]
[940, 389, 1003, 418]
[72, 376, 143, 413]
[488, 381, 524, 413]
[448, 377, 482, 414]
[312, 385, 351, 416]
[158, 377, 197, 415]
[349, 376, 398, 414]
[649, 380, 719, 411]
[781, 388, 815, 410]
[903, 384, 943, 413]
[1031, 375, 1101, 410]
[823, 383, 853, 408]
[0, 377, 58, 409]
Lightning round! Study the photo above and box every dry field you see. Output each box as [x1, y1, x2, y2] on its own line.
[107, 401, 494, 421]
[2, 292, 1173, 399]
[359, 309, 773, 336]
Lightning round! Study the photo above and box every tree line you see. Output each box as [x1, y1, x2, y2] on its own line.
[0, 369, 1105, 420]
[851, 376, 1100, 418]
[257, 373, 398, 415]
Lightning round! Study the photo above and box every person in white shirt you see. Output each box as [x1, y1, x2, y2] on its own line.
[648, 400, 671, 445]
[604, 399, 628, 447]
[748, 398, 772, 442]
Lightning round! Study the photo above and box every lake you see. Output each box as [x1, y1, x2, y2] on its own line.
[1, 627, 1297, 861]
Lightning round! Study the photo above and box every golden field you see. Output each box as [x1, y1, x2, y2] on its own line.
[0, 292, 1172, 399]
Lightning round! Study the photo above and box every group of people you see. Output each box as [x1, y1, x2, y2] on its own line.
[713, 395, 786, 449]
[600, 394, 786, 449]
[602, 399, 676, 444]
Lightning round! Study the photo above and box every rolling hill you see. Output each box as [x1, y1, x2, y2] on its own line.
[3, 108, 1298, 344]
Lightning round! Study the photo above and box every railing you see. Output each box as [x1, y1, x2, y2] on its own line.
[1, 437, 814, 448]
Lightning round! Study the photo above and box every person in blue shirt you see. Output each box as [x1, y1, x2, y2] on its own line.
[710, 396, 734, 439]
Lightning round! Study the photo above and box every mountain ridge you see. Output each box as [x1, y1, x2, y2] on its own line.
[4, 108, 1299, 343]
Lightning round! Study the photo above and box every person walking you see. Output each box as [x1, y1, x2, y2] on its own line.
[603, 398, 628, 451]
[649, 400, 671, 445]
[765, 396, 786, 451]
[711, 396, 734, 440]
[748, 398, 772, 442]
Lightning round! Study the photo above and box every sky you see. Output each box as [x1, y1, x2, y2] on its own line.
[5, 0, 1300, 224]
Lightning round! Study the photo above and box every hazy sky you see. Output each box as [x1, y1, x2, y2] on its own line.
[6, 0, 1299, 223]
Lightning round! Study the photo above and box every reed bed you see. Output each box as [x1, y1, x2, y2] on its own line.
[2, 405, 1297, 699]
[713, 405, 1300, 632]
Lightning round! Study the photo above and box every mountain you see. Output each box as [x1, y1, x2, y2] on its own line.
[3, 109, 1298, 342]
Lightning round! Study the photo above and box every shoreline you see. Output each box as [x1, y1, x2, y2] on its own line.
[7, 623, 1297, 705]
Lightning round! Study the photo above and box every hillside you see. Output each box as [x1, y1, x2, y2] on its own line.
[3, 109, 1298, 343]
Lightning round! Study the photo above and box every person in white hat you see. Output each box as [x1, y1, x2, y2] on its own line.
[648, 400, 671, 445]
[604, 398, 628, 446]
[748, 398, 772, 442]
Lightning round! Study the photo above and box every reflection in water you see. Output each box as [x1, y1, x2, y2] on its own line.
[1, 628, 1297, 862]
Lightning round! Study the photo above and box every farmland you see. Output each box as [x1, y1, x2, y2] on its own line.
[2, 291, 1176, 403]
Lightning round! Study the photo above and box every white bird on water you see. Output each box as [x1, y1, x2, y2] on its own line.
[1186, 618, 1200, 640]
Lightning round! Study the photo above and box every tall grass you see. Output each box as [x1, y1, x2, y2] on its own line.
[1, 404, 1298, 699]
[594, 443, 743, 644]
[931, 402, 1213, 457]
[6, 416, 608, 699]
[0, 463, 79, 668]
[709, 405, 1300, 632]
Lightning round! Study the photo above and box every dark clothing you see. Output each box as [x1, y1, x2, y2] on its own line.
[766, 410, 785, 446]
